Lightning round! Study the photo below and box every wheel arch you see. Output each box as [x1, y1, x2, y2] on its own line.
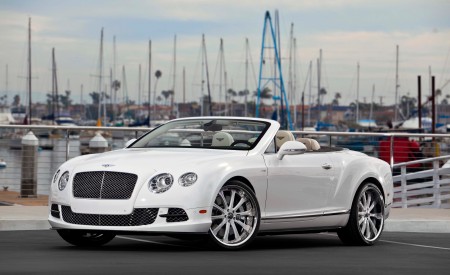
[226, 176, 255, 193]
[359, 177, 385, 201]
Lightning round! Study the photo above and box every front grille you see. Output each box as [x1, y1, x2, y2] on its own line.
[51, 204, 60, 218]
[61, 206, 158, 226]
[166, 208, 189, 223]
[73, 171, 138, 199]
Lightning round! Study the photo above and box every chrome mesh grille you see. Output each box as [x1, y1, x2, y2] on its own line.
[166, 208, 189, 223]
[61, 206, 158, 226]
[73, 171, 137, 199]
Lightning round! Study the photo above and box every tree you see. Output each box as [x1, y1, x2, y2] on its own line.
[59, 90, 72, 109]
[227, 88, 237, 101]
[254, 87, 272, 99]
[161, 90, 173, 105]
[319, 88, 327, 106]
[238, 89, 250, 102]
[332, 92, 341, 106]
[90, 92, 100, 105]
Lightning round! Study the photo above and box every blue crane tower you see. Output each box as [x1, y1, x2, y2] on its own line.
[255, 11, 293, 130]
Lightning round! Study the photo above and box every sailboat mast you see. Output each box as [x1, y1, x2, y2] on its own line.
[148, 40, 151, 127]
[317, 49, 322, 123]
[293, 37, 297, 129]
[52, 48, 60, 122]
[113, 36, 117, 123]
[138, 64, 141, 107]
[369, 84, 375, 123]
[202, 34, 212, 116]
[307, 60, 312, 126]
[394, 45, 399, 122]
[5, 64, 8, 105]
[27, 17, 32, 124]
[244, 38, 249, 117]
[172, 35, 177, 115]
[219, 38, 223, 114]
[97, 28, 104, 126]
[356, 62, 360, 123]
[183, 67, 186, 104]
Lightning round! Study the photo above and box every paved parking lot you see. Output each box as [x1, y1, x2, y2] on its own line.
[0, 230, 449, 275]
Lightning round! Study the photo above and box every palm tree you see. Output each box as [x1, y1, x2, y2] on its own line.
[319, 88, 327, 106]
[254, 87, 272, 100]
[332, 92, 341, 106]
[161, 90, 173, 105]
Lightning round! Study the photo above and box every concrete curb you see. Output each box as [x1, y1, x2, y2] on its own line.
[1, 206, 449, 233]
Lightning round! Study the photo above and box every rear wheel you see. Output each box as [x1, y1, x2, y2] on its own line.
[57, 229, 116, 247]
[337, 183, 385, 245]
[208, 181, 260, 250]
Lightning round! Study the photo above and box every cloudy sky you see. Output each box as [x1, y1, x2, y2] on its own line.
[0, 0, 449, 108]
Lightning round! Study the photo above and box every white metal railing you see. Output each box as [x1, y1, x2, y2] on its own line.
[0, 125, 449, 207]
[392, 156, 450, 209]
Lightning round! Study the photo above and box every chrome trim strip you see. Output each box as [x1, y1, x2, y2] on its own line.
[261, 210, 350, 221]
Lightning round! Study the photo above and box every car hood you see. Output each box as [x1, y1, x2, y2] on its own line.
[67, 148, 248, 175]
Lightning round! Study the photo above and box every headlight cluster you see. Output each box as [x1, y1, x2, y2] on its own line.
[58, 171, 70, 191]
[149, 172, 198, 193]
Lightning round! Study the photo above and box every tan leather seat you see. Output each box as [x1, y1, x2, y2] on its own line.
[275, 130, 295, 149]
[297, 138, 321, 151]
[211, 132, 234, 147]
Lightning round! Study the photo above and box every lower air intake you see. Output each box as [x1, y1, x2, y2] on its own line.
[61, 206, 158, 226]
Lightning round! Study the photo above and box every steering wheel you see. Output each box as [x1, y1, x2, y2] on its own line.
[230, 140, 252, 147]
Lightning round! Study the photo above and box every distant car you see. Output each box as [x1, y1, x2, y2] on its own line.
[48, 117, 393, 250]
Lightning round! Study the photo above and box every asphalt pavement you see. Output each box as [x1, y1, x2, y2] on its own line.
[0, 230, 449, 275]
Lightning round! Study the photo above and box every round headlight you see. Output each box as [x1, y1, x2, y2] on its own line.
[179, 172, 198, 187]
[53, 169, 60, 184]
[149, 173, 174, 193]
[58, 171, 69, 191]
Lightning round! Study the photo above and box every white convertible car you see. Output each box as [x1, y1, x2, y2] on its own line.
[49, 117, 393, 250]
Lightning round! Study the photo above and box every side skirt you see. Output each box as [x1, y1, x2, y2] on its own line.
[260, 211, 349, 232]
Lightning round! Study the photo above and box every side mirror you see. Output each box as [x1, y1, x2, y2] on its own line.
[277, 141, 307, 160]
[125, 138, 137, 148]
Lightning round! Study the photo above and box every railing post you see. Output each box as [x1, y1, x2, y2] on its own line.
[433, 160, 441, 208]
[401, 165, 407, 208]
[389, 135, 394, 170]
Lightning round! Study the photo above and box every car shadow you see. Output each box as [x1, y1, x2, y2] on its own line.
[53, 232, 346, 252]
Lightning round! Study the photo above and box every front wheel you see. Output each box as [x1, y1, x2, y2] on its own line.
[208, 181, 260, 250]
[57, 229, 116, 247]
[337, 182, 385, 246]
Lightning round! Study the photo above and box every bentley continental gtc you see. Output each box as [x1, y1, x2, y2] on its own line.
[49, 117, 393, 250]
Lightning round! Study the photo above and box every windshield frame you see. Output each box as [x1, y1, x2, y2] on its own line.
[128, 118, 271, 151]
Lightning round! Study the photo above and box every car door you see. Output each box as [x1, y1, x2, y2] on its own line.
[263, 151, 334, 219]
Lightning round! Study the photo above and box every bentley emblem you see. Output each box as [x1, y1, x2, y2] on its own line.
[102, 164, 115, 168]
[277, 136, 284, 140]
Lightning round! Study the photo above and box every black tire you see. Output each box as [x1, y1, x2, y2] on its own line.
[337, 182, 385, 246]
[208, 181, 260, 250]
[57, 229, 116, 247]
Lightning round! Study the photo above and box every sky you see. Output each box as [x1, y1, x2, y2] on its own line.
[0, 0, 449, 108]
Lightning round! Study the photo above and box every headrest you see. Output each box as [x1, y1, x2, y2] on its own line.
[275, 130, 295, 149]
[211, 132, 234, 147]
[296, 138, 321, 151]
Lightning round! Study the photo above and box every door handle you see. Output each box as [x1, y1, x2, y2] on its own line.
[322, 163, 332, 170]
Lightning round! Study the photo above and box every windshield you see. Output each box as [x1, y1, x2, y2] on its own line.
[130, 118, 270, 150]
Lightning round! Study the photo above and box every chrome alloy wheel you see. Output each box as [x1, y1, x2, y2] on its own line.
[357, 186, 384, 242]
[209, 183, 259, 248]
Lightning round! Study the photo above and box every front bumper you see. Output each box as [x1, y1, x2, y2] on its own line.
[48, 204, 212, 233]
